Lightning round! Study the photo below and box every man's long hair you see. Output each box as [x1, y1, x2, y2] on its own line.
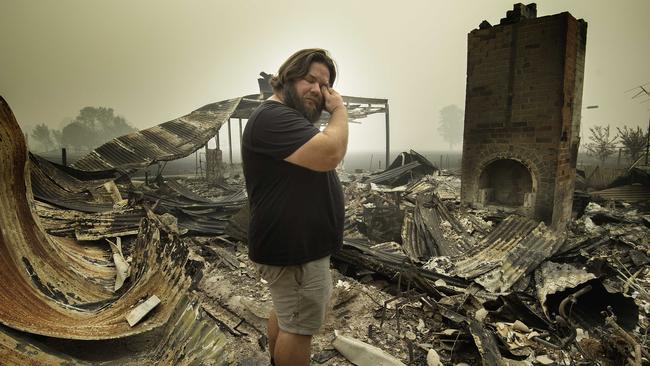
[270, 49, 337, 93]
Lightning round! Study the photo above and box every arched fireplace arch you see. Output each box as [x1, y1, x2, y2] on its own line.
[477, 158, 535, 208]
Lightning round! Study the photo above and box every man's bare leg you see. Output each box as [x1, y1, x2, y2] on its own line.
[268, 310, 280, 362]
[274, 330, 311, 366]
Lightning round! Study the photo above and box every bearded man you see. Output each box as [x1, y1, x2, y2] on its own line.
[241, 48, 347, 366]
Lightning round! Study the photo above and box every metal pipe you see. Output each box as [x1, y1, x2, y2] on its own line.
[559, 284, 592, 326]
[385, 103, 390, 171]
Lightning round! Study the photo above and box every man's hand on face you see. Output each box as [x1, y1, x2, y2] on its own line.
[321, 86, 345, 114]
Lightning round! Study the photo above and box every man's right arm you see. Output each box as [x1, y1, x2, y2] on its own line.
[285, 87, 348, 172]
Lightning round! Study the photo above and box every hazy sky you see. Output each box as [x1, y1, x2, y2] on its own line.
[1, 0, 649, 154]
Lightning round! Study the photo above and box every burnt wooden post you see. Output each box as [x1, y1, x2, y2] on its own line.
[645, 119, 650, 166]
[228, 118, 233, 165]
[239, 118, 243, 145]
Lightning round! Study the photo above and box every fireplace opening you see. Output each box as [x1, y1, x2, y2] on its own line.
[478, 159, 533, 207]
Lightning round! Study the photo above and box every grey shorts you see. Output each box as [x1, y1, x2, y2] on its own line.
[254, 256, 333, 335]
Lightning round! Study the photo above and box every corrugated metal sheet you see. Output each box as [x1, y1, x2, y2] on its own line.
[36, 201, 144, 240]
[157, 179, 247, 208]
[474, 222, 563, 292]
[31, 153, 121, 192]
[72, 98, 242, 171]
[401, 196, 468, 260]
[34, 174, 247, 239]
[452, 215, 563, 293]
[164, 178, 221, 203]
[30, 156, 116, 213]
[591, 184, 650, 203]
[0, 97, 220, 343]
[366, 150, 437, 187]
[452, 216, 538, 278]
[401, 210, 434, 260]
[366, 161, 422, 186]
[146, 179, 247, 236]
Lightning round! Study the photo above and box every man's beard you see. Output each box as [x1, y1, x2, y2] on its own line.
[283, 85, 324, 123]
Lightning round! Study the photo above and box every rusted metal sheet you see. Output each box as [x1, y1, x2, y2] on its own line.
[72, 98, 242, 172]
[0, 97, 210, 340]
[154, 178, 247, 209]
[0, 295, 227, 364]
[141, 178, 246, 236]
[0, 325, 88, 365]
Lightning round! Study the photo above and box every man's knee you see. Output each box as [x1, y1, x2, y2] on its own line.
[277, 330, 312, 347]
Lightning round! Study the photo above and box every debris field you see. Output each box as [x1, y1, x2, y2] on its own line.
[1, 96, 649, 365]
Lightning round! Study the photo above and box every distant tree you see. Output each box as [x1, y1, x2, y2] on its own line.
[30, 123, 54, 152]
[584, 125, 618, 165]
[61, 121, 93, 148]
[437, 105, 464, 149]
[60, 107, 137, 149]
[617, 126, 648, 163]
[51, 129, 62, 147]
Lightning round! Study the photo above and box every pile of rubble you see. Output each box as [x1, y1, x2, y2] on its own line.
[329, 170, 649, 365]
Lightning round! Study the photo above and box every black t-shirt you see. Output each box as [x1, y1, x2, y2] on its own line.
[241, 100, 344, 265]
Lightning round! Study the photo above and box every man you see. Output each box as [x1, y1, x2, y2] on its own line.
[241, 48, 347, 366]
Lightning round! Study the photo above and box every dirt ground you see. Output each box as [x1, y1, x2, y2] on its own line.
[193, 237, 447, 365]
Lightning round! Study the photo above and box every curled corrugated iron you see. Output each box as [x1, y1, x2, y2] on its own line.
[0, 97, 210, 341]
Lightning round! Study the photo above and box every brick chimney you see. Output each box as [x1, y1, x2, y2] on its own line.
[461, 3, 587, 229]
